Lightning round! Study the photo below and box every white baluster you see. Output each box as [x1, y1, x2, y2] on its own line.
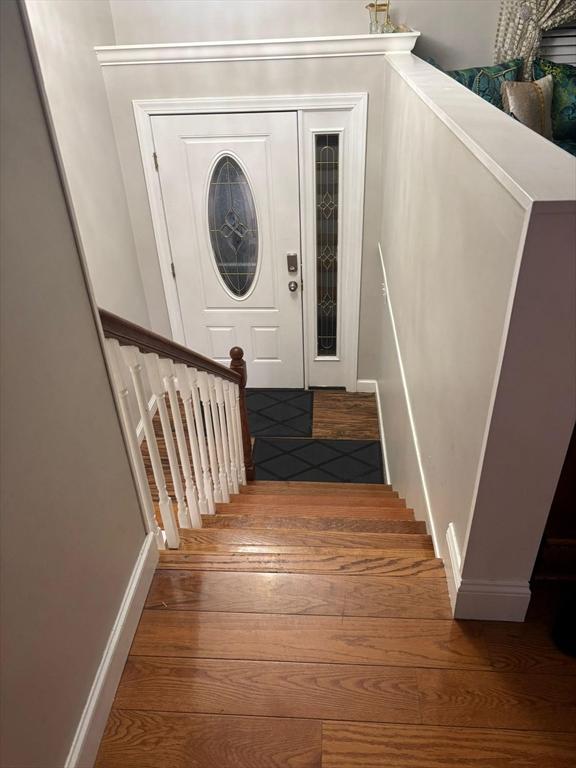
[105, 340, 165, 549]
[124, 347, 179, 549]
[143, 353, 191, 529]
[207, 374, 229, 503]
[197, 371, 223, 504]
[161, 359, 202, 528]
[216, 378, 237, 495]
[175, 364, 213, 516]
[222, 380, 240, 495]
[233, 382, 247, 485]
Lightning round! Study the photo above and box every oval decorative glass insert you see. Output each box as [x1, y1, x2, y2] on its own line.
[208, 156, 259, 297]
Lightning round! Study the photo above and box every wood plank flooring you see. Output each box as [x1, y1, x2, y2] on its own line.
[96, 480, 576, 768]
[312, 391, 380, 440]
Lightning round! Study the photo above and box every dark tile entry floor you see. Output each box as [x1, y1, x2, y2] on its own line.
[246, 389, 313, 438]
[253, 438, 385, 484]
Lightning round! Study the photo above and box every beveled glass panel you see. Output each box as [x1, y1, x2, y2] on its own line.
[208, 156, 258, 297]
[315, 134, 339, 356]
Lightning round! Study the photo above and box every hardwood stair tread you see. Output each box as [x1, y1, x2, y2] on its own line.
[95, 711, 321, 768]
[146, 570, 451, 618]
[215, 503, 414, 519]
[158, 550, 445, 576]
[201, 515, 427, 534]
[244, 481, 393, 492]
[130, 611, 491, 670]
[179, 527, 434, 552]
[321, 722, 576, 768]
[228, 493, 407, 508]
[113, 656, 421, 724]
[174, 544, 436, 557]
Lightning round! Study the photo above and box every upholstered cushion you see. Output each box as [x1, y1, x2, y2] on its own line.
[445, 59, 523, 109]
[501, 75, 554, 139]
[533, 58, 576, 140]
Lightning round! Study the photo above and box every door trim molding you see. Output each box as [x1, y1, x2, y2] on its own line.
[133, 93, 367, 389]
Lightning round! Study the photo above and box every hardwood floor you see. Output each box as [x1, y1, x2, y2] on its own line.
[312, 391, 380, 440]
[96, 481, 576, 767]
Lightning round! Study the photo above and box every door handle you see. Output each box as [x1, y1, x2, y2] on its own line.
[288, 281, 299, 292]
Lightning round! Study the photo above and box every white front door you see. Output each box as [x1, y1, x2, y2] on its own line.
[151, 111, 303, 387]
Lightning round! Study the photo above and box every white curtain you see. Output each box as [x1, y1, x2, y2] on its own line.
[495, 0, 576, 78]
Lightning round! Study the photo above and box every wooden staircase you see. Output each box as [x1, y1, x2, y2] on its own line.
[95, 480, 576, 768]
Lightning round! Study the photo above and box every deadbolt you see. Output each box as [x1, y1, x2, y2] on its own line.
[288, 281, 299, 292]
[287, 252, 299, 273]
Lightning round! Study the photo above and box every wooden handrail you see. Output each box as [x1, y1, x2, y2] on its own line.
[100, 309, 241, 384]
[100, 308, 255, 482]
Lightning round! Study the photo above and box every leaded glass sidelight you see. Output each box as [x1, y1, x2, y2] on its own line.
[315, 134, 339, 356]
[208, 155, 258, 297]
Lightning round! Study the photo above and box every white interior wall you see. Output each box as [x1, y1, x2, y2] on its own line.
[0, 3, 153, 766]
[377, 55, 576, 620]
[23, 0, 150, 328]
[109, 0, 501, 70]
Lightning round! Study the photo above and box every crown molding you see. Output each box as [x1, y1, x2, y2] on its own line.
[95, 32, 420, 67]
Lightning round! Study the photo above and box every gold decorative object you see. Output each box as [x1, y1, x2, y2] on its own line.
[365, 2, 396, 34]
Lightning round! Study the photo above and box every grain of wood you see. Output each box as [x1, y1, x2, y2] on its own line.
[202, 514, 427, 533]
[158, 550, 445, 577]
[483, 620, 576, 675]
[96, 477, 574, 766]
[131, 611, 491, 670]
[95, 710, 321, 768]
[178, 527, 435, 552]
[418, 668, 576, 732]
[147, 570, 452, 618]
[224, 494, 407, 508]
[216, 502, 413, 518]
[241, 481, 393, 492]
[321, 722, 576, 767]
[114, 657, 421, 723]
[312, 391, 380, 440]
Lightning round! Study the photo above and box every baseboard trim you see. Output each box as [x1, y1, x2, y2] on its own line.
[445, 522, 462, 611]
[65, 533, 158, 768]
[454, 578, 531, 622]
[357, 378, 391, 484]
[377, 243, 440, 557]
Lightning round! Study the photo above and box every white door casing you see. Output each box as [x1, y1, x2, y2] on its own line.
[151, 111, 303, 387]
[134, 94, 367, 391]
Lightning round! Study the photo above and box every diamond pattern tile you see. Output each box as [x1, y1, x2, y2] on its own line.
[253, 438, 385, 484]
[246, 389, 313, 438]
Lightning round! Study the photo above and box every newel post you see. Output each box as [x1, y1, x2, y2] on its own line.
[229, 347, 255, 481]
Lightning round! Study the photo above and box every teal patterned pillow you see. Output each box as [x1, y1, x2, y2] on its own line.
[446, 59, 523, 109]
[533, 58, 576, 140]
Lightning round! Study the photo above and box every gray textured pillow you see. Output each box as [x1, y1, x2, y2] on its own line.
[501, 75, 554, 139]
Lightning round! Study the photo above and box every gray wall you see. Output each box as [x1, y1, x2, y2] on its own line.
[0, 3, 148, 765]
[23, 0, 150, 327]
[109, 0, 501, 70]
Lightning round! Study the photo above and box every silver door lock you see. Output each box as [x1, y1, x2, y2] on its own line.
[288, 281, 298, 292]
[287, 252, 298, 273]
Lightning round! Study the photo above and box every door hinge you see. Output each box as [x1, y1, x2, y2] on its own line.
[170, 262, 176, 278]
[153, 151, 159, 172]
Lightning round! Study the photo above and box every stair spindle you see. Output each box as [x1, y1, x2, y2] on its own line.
[124, 347, 179, 549]
[197, 371, 223, 503]
[223, 380, 240, 494]
[174, 363, 211, 516]
[230, 347, 255, 481]
[161, 359, 202, 528]
[105, 339, 165, 548]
